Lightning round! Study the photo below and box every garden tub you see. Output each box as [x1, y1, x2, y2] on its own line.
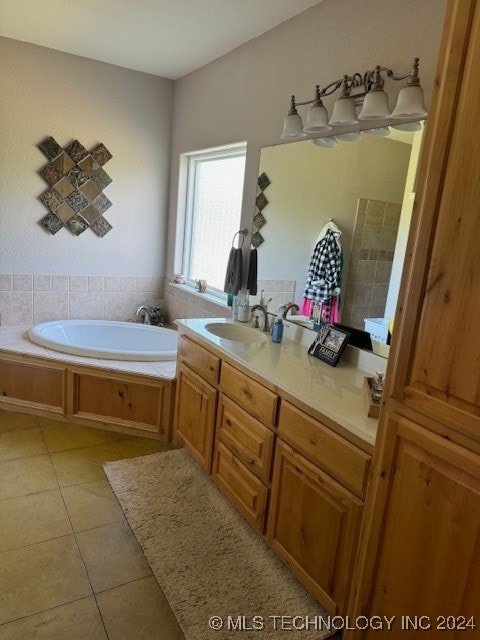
[28, 320, 178, 361]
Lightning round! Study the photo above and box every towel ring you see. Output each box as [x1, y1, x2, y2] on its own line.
[232, 228, 249, 248]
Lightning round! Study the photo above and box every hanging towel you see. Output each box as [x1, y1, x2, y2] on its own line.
[315, 219, 342, 245]
[247, 248, 258, 296]
[224, 247, 243, 295]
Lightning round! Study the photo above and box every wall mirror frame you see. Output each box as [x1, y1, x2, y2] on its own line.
[251, 118, 425, 358]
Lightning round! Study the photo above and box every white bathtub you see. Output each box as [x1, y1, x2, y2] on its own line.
[28, 320, 178, 361]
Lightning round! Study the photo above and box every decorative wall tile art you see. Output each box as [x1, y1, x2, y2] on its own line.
[92, 193, 112, 214]
[64, 139, 89, 163]
[91, 216, 113, 237]
[90, 167, 112, 190]
[257, 172, 271, 191]
[91, 143, 112, 166]
[39, 189, 63, 212]
[251, 172, 271, 248]
[38, 136, 63, 161]
[37, 136, 113, 236]
[66, 214, 89, 236]
[255, 192, 268, 211]
[39, 212, 64, 235]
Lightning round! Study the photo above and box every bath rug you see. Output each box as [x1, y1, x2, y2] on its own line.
[104, 449, 336, 640]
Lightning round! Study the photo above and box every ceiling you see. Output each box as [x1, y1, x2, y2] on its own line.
[0, 0, 322, 79]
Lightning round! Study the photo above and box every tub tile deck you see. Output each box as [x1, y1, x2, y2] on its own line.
[0, 326, 177, 380]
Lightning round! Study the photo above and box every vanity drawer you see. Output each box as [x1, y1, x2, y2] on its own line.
[278, 401, 371, 497]
[178, 334, 220, 385]
[216, 394, 274, 483]
[212, 440, 268, 533]
[220, 361, 278, 427]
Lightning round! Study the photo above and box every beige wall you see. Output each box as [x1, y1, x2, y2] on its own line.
[257, 136, 411, 304]
[0, 36, 173, 276]
[166, 0, 447, 290]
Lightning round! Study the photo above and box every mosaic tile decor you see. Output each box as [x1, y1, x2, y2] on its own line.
[91, 216, 112, 237]
[38, 136, 63, 161]
[255, 192, 268, 211]
[257, 172, 271, 191]
[66, 214, 89, 236]
[252, 173, 271, 248]
[251, 231, 264, 248]
[39, 212, 64, 235]
[37, 136, 113, 236]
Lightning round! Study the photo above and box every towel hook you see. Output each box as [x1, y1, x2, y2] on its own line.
[232, 228, 249, 248]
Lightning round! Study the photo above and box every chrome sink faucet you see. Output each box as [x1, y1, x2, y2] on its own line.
[135, 305, 151, 324]
[250, 304, 270, 332]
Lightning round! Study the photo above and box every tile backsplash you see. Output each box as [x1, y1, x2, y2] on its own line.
[163, 278, 296, 325]
[0, 274, 165, 325]
[0, 275, 296, 326]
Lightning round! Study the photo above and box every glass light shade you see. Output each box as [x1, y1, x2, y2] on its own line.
[362, 127, 390, 136]
[303, 104, 332, 133]
[391, 120, 422, 132]
[281, 112, 307, 139]
[336, 131, 362, 142]
[329, 97, 358, 125]
[358, 90, 391, 120]
[312, 136, 338, 148]
[390, 85, 427, 119]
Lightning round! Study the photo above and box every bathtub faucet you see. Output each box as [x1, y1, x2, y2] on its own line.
[135, 305, 151, 324]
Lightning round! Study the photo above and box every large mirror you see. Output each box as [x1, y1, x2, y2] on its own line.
[253, 127, 424, 353]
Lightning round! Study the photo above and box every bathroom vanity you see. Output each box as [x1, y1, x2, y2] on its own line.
[173, 318, 376, 615]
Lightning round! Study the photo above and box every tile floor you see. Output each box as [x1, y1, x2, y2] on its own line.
[0, 409, 185, 639]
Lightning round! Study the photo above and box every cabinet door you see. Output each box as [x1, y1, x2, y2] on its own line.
[364, 418, 480, 639]
[267, 440, 363, 615]
[174, 363, 217, 471]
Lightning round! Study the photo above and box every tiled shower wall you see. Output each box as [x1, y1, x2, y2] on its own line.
[0, 274, 165, 325]
[342, 198, 401, 329]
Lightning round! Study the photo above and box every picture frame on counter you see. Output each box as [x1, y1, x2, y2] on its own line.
[308, 325, 350, 367]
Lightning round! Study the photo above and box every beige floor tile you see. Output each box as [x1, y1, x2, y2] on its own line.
[0, 427, 47, 461]
[0, 454, 57, 501]
[0, 489, 72, 551]
[50, 443, 123, 487]
[0, 409, 39, 433]
[61, 479, 125, 531]
[76, 521, 152, 592]
[0, 596, 107, 640]
[0, 535, 92, 625]
[40, 419, 123, 453]
[116, 436, 174, 459]
[96, 576, 184, 640]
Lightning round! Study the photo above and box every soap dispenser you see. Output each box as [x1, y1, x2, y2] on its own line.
[271, 312, 284, 343]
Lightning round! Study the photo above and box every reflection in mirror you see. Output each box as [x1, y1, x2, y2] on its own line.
[252, 126, 424, 355]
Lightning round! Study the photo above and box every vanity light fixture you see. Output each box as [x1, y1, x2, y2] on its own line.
[281, 58, 427, 140]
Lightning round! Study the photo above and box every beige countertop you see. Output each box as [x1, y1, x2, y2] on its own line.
[176, 318, 379, 446]
[0, 326, 176, 380]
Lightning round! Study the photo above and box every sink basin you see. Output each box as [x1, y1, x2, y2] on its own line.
[204, 322, 268, 344]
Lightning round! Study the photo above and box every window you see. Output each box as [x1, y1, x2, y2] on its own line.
[182, 144, 247, 297]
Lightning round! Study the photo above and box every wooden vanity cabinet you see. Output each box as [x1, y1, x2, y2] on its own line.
[212, 392, 275, 532]
[174, 363, 217, 471]
[174, 329, 372, 614]
[268, 440, 363, 614]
